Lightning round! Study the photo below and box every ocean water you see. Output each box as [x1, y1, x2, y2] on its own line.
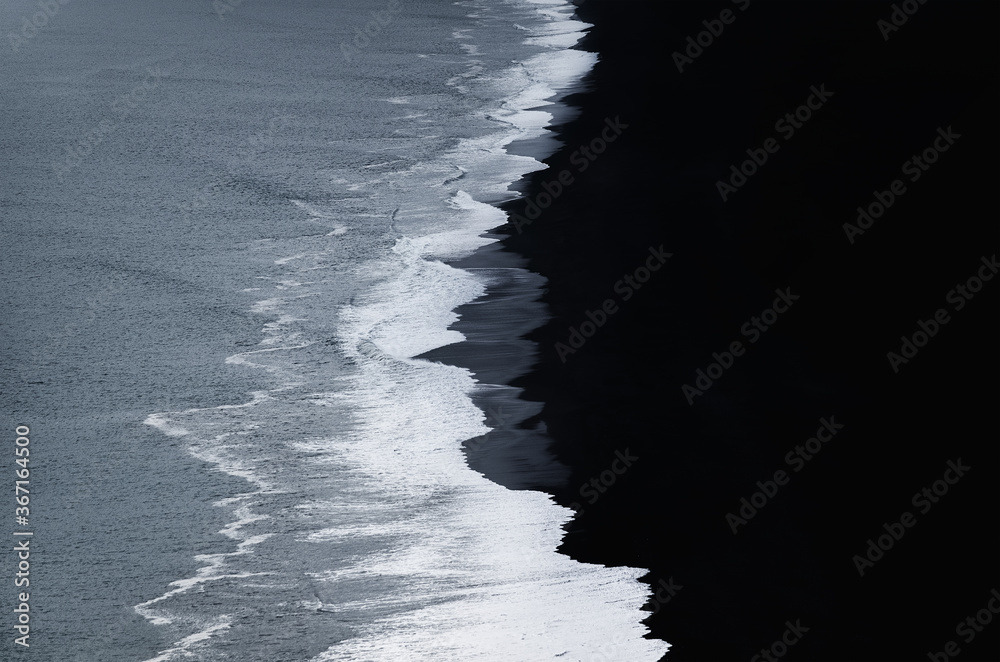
[1, 1, 669, 660]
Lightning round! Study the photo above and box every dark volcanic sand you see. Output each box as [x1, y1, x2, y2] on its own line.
[429, 2, 999, 660]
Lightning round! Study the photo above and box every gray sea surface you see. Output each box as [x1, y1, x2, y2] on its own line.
[1, 1, 669, 660]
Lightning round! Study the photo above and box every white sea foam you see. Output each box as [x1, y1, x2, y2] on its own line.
[143, 413, 189, 438]
[141, 619, 233, 662]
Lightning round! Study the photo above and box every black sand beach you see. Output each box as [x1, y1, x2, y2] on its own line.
[428, 1, 999, 660]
